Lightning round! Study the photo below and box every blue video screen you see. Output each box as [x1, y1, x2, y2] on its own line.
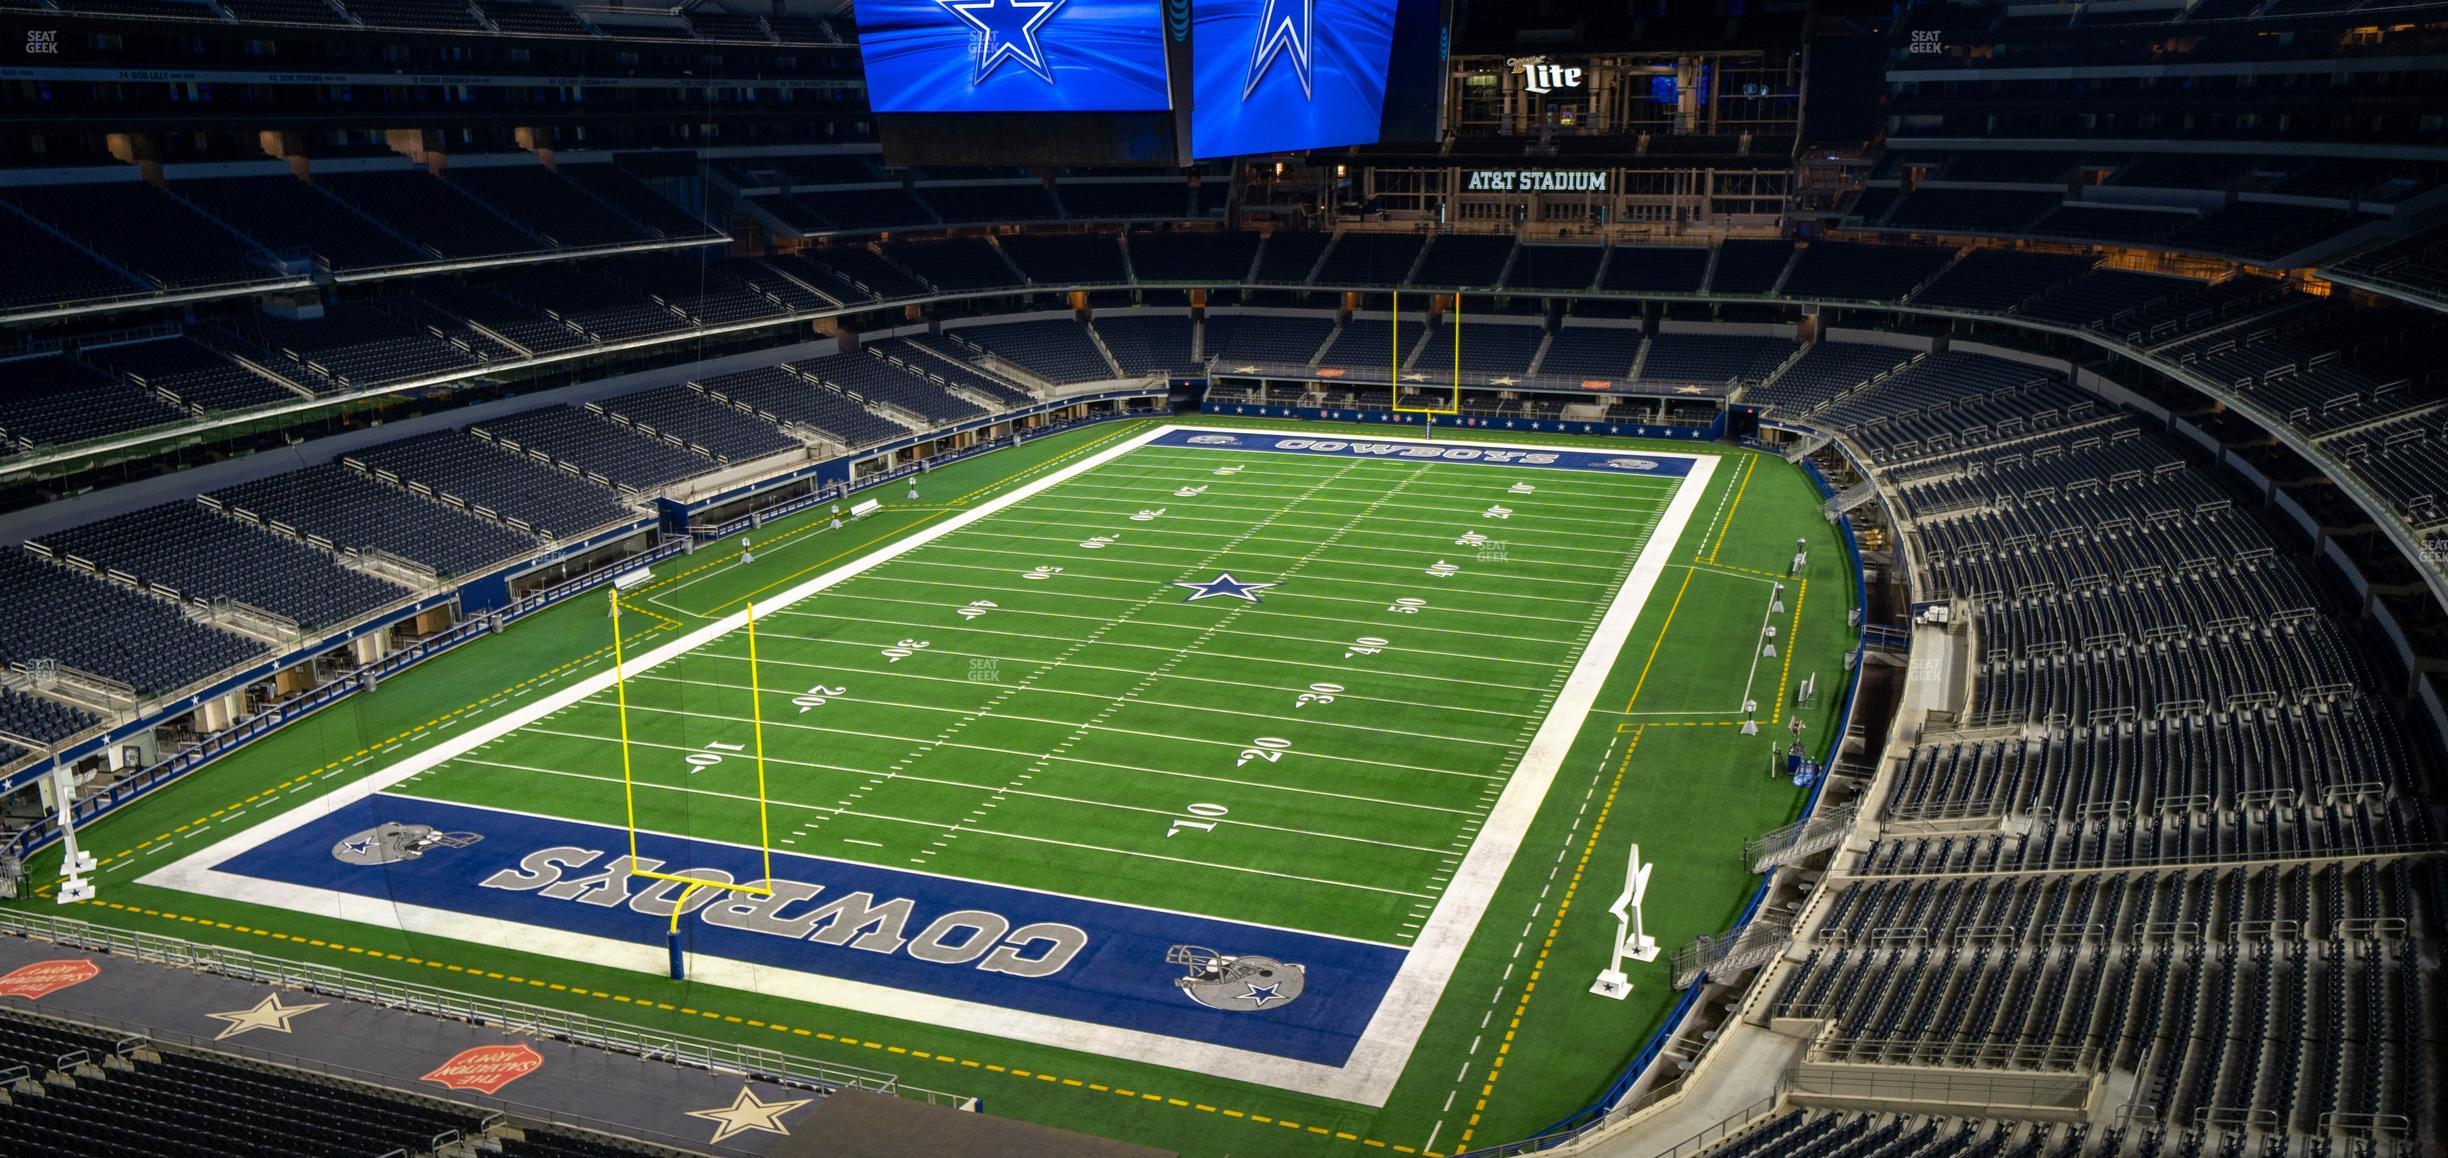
[1190, 0, 1402, 159]
[858, 0, 1174, 113]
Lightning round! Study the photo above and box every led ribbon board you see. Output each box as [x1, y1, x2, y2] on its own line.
[860, 0, 1175, 112]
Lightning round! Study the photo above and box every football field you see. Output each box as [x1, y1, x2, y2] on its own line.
[144, 425, 1710, 1105]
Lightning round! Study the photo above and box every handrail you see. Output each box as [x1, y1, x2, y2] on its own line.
[0, 403, 1164, 860]
[0, 999, 745, 1155]
[9, 265, 2436, 608]
[0, 907, 975, 1113]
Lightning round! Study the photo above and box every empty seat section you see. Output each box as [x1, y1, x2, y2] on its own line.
[210, 463, 539, 577]
[34, 501, 413, 629]
[350, 429, 639, 538]
[691, 366, 915, 447]
[594, 384, 802, 463]
[0, 553, 266, 695]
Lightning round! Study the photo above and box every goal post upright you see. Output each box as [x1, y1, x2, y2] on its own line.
[609, 589, 778, 981]
[610, 589, 641, 867]
[1392, 289, 1463, 422]
[744, 599, 775, 891]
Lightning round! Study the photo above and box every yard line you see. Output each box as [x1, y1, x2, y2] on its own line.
[898, 454, 1408, 868]
[753, 614, 1573, 686]
[1737, 581, 1780, 711]
[734, 619, 1556, 690]
[453, 748, 1458, 856]
[783, 565, 1596, 626]
[934, 527, 1630, 572]
[681, 647, 1536, 720]
[521, 723, 1496, 813]
[995, 499, 1666, 539]
[440, 754, 1439, 899]
[1041, 479, 1676, 518]
[844, 562, 1608, 626]
[1054, 472, 1683, 504]
[796, 582, 1594, 653]
[1092, 450, 1688, 493]
[1098, 463, 1687, 506]
[857, 556, 1620, 614]
[1073, 449, 1690, 484]
[1603, 708, 1752, 718]
[963, 496, 1660, 550]
[586, 696, 1502, 780]
[628, 670, 1521, 749]
[965, 495, 1668, 554]
[1666, 560, 1786, 586]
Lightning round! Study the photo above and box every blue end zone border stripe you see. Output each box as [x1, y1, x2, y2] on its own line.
[211, 795, 1400, 1067]
[1149, 429, 1697, 477]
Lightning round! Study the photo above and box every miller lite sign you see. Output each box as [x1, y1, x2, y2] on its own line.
[1508, 56, 1583, 95]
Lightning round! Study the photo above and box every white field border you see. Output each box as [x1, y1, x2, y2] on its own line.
[143, 424, 1716, 1106]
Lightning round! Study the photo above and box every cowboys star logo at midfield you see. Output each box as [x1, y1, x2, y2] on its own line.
[934, 0, 1065, 84]
[331, 822, 482, 866]
[1167, 944, 1306, 1010]
[1175, 572, 1277, 602]
[1243, 0, 1314, 99]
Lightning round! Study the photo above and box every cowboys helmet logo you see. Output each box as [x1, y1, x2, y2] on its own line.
[1602, 458, 1661, 471]
[1187, 434, 1242, 445]
[1167, 944, 1305, 1011]
[332, 823, 482, 866]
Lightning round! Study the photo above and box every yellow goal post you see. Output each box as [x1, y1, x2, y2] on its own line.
[607, 589, 778, 978]
[1390, 288, 1463, 417]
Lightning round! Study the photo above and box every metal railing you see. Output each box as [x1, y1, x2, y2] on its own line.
[1671, 916, 1794, 990]
[0, 999, 729, 1156]
[1743, 802, 1859, 873]
[1784, 1059, 2095, 1115]
[1207, 357, 1738, 401]
[0, 607, 504, 862]
[1851, 835, 2447, 879]
[1808, 1036, 2095, 1072]
[0, 908, 975, 1112]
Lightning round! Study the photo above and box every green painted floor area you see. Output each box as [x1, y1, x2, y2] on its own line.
[11, 415, 1859, 1158]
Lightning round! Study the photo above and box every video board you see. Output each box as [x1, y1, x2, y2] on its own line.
[1187, 0, 1401, 158]
[859, 0, 1175, 113]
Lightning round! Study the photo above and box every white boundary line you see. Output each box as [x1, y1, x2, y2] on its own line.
[143, 424, 1715, 1107]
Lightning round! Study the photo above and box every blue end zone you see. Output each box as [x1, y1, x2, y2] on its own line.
[208, 794, 1403, 1067]
[1153, 429, 1697, 477]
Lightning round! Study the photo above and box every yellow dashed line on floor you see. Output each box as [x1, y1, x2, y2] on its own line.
[1457, 725, 1641, 1150]
[48, 624, 672, 897]
[89, 894, 1434, 1154]
[1705, 452, 1759, 564]
[1772, 577, 1808, 725]
[53, 421, 1476, 1154]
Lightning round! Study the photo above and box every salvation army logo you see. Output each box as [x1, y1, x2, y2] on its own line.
[1602, 458, 1661, 471]
[1187, 434, 1241, 445]
[420, 1043, 545, 1095]
[0, 959, 100, 1000]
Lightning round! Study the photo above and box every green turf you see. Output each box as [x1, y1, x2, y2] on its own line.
[395, 442, 1681, 946]
[10, 416, 1860, 1158]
